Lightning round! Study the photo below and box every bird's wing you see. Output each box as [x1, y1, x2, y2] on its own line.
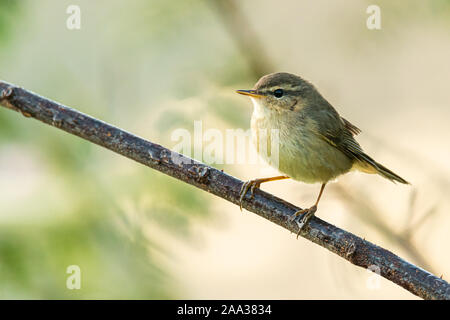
[306, 103, 366, 162]
[316, 127, 367, 162]
[302, 99, 408, 183]
[341, 117, 361, 136]
[315, 115, 409, 183]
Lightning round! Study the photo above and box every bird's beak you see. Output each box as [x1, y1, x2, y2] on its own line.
[236, 89, 263, 98]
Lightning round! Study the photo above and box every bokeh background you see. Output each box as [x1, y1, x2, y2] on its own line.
[0, 0, 449, 299]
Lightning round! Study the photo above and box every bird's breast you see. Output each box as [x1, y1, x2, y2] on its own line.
[250, 104, 352, 183]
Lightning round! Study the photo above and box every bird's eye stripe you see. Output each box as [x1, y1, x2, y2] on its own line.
[257, 89, 303, 96]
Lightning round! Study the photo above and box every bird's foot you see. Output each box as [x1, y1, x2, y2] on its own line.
[239, 179, 262, 211]
[289, 205, 317, 238]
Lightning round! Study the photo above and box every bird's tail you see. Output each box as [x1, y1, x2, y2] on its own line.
[352, 153, 409, 184]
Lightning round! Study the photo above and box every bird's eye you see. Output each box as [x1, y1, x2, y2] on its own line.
[273, 89, 284, 98]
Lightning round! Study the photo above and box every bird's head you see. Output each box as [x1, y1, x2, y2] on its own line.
[236, 72, 317, 112]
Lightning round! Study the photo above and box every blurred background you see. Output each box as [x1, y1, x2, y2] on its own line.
[0, 0, 449, 299]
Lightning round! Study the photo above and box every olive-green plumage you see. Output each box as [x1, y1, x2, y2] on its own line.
[241, 72, 409, 185]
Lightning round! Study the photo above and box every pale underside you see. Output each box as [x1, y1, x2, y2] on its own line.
[250, 98, 359, 184]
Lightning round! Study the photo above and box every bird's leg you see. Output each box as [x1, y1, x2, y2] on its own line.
[290, 183, 327, 237]
[239, 175, 290, 210]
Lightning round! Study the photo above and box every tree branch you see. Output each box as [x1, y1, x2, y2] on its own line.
[0, 81, 448, 300]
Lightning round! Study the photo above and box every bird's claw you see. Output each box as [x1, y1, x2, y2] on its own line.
[239, 179, 261, 211]
[289, 205, 317, 238]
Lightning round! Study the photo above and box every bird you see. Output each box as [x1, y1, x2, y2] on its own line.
[236, 72, 409, 233]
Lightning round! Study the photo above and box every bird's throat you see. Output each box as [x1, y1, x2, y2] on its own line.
[251, 98, 272, 119]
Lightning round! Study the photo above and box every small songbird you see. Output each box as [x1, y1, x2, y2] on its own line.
[236, 72, 409, 231]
